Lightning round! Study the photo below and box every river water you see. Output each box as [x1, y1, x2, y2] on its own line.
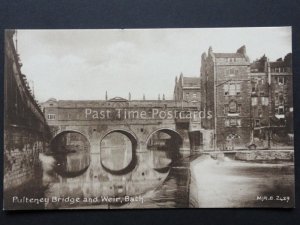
[189, 155, 294, 208]
[5, 150, 294, 209]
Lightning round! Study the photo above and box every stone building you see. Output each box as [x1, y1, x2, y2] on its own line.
[250, 53, 293, 147]
[4, 30, 50, 202]
[269, 53, 293, 137]
[249, 55, 270, 147]
[173, 73, 201, 104]
[200, 46, 252, 150]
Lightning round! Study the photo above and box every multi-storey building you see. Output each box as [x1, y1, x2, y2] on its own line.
[200, 46, 251, 150]
[250, 53, 293, 147]
[249, 55, 270, 147]
[173, 73, 201, 104]
[269, 54, 293, 136]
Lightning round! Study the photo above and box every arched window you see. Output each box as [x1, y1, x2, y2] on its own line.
[229, 100, 237, 113]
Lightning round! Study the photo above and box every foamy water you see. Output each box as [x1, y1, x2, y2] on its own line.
[190, 156, 294, 208]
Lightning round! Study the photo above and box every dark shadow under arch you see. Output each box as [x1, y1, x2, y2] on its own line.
[146, 128, 183, 160]
[50, 130, 90, 153]
[50, 131, 91, 178]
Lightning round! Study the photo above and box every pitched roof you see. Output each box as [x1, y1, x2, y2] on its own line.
[182, 77, 200, 87]
[270, 61, 290, 68]
[250, 61, 266, 72]
[108, 97, 128, 102]
[213, 53, 244, 58]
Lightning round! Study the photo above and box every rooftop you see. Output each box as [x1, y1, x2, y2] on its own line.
[182, 76, 200, 88]
[213, 53, 245, 58]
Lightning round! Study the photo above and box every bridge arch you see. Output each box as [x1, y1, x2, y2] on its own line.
[50, 130, 91, 153]
[100, 129, 138, 175]
[100, 129, 138, 145]
[146, 128, 183, 160]
[49, 130, 91, 178]
[146, 128, 183, 145]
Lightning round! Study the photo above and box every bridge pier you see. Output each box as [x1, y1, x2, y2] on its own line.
[179, 130, 191, 156]
[201, 129, 214, 151]
[137, 141, 148, 153]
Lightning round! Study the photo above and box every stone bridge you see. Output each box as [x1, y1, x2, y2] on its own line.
[42, 97, 214, 155]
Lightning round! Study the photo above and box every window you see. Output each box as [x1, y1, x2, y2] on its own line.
[252, 97, 258, 106]
[236, 84, 241, 95]
[230, 118, 240, 126]
[224, 84, 229, 95]
[225, 118, 241, 127]
[279, 94, 284, 104]
[47, 114, 56, 120]
[230, 118, 237, 126]
[236, 119, 241, 126]
[225, 119, 230, 127]
[229, 84, 236, 95]
[255, 119, 260, 127]
[258, 107, 262, 117]
[229, 101, 237, 113]
[192, 93, 197, 98]
[260, 91, 264, 96]
[261, 97, 269, 106]
[277, 77, 285, 85]
[278, 106, 284, 114]
[225, 83, 241, 96]
[227, 133, 241, 140]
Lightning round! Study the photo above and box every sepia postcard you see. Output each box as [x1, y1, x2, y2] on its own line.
[3, 27, 294, 210]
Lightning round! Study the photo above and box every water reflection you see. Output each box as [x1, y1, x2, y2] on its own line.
[51, 131, 90, 153]
[147, 130, 182, 161]
[36, 130, 294, 209]
[39, 148, 173, 209]
[54, 152, 90, 177]
[36, 150, 295, 209]
[100, 132, 134, 174]
[36, 128, 185, 209]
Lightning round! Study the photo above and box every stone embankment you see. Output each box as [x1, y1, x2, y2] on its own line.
[235, 150, 294, 161]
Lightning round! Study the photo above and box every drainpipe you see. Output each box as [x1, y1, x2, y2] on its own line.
[213, 62, 217, 151]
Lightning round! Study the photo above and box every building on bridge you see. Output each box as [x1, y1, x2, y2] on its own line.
[41, 96, 215, 155]
[173, 73, 201, 104]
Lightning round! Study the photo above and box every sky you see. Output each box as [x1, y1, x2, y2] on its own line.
[16, 27, 292, 102]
